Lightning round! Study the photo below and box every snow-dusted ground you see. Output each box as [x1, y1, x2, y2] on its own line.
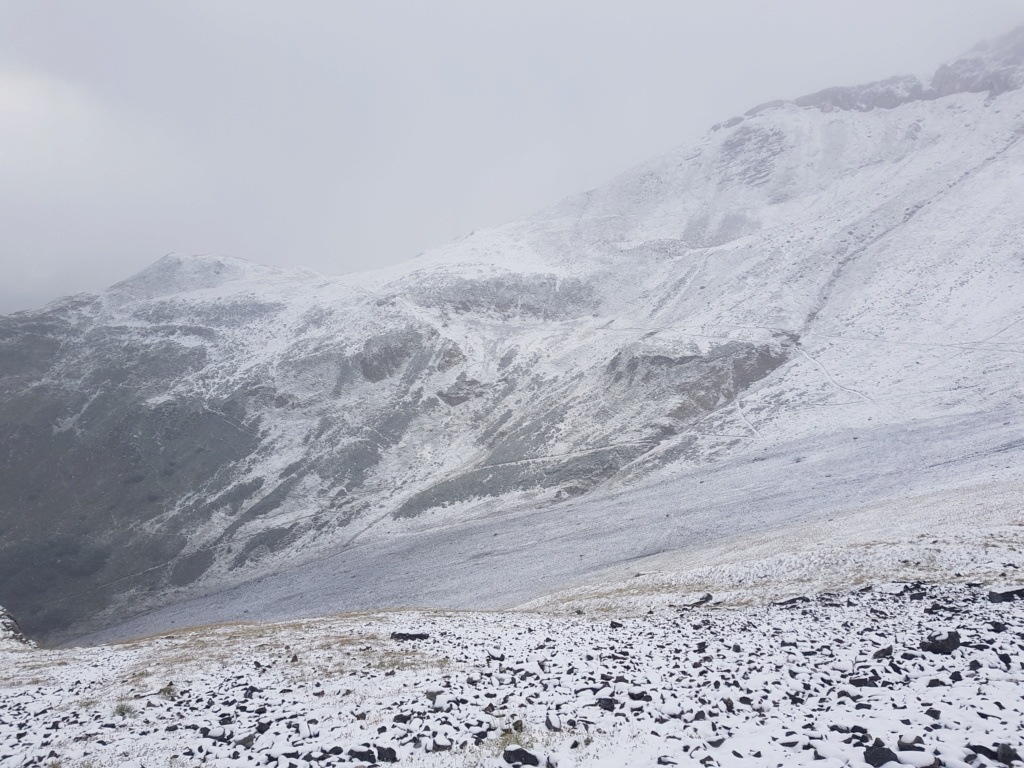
[12, 465, 1018, 768]
[2, 567, 1023, 768]
[521, 478, 1024, 616]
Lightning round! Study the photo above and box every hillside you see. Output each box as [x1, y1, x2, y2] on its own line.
[2, 563, 1023, 768]
[2, 27, 1024, 643]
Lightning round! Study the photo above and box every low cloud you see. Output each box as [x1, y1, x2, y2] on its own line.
[1, 0, 1022, 313]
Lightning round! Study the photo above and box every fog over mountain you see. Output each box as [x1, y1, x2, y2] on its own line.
[2, 2, 1024, 314]
[3, 25, 1024, 645]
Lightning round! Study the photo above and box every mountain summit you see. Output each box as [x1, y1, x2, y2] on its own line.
[3, 28, 1024, 643]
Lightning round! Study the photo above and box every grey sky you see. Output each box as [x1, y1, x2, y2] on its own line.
[1, 1, 1022, 314]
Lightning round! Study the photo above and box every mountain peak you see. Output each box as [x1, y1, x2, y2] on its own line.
[722, 23, 1024, 129]
[966, 22, 1024, 59]
[933, 23, 1024, 97]
[107, 253, 306, 302]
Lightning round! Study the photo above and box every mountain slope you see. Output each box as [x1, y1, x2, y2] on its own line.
[3, 27, 1024, 642]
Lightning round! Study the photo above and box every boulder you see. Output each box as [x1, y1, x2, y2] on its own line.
[988, 586, 1024, 603]
[919, 630, 960, 655]
[503, 745, 540, 766]
[864, 741, 899, 767]
[375, 745, 398, 763]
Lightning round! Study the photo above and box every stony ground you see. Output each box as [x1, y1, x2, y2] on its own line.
[1, 581, 1023, 768]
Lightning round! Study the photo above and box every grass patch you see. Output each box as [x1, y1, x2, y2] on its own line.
[492, 718, 533, 754]
[158, 683, 177, 699]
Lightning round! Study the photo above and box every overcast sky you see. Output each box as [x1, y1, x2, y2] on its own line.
[1, 1, 1022, 313]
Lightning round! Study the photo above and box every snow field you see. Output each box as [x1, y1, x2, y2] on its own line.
[2, 578, 1022, 768]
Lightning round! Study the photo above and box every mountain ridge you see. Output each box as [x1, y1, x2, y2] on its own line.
[3, 26, 1024, 643]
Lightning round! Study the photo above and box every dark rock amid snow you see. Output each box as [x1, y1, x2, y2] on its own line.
[0, 605, 30, 645]
[503, 746, 540, 766]
[920, 629, 961, 655]
[436, 376, 486, 406]
[390, 632, 429, 641]
[864, 741, 900, 767]
[0, 582, 1022, 767]
[988, 586, 1024, 603]
[794, 75, 926, 113]
[376, 745, 398, 763]
[347, 746, 375, 762]
[969, 742, 1023, 765]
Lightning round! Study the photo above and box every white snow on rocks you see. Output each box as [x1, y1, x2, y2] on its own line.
[1, 578, 1021, 768]
[0, 606, 31, 647]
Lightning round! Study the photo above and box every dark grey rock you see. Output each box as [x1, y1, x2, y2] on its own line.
[897, 735, 924, 752]
[774, 596, 810, 607]
[996, 743, 1023, 765]
[988, 586, 1024, 603]
[347, 747, 375, 763]
[596, 698, 617, 712]
[0, 606, 30, 645]
[437, 377, 486, 406]
[375, 745, 398, 763]
[962, 745, 1019, 768]
[920, 630, 961, 655]
[864, 742, 899, 767]
[503, 746, 540, 767]
[794, 76, 926, 113]
[408, 274, 599, 321]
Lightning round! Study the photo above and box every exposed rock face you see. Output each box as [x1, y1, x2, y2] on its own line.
[0, 258, 792, 639]
[406, 274, 600, 320]
[722, 23, 1024, 126]
[3, 26, 1024, 642]
[0, 605, 30, 645]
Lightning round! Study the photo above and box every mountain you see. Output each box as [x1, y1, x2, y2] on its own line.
[3, 27, 1024, 644]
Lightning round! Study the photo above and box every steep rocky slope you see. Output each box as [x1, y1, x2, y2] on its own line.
[3, 27, 1024, 642]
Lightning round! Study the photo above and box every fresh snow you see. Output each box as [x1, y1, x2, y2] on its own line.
[5, 24, 1024, 768]
[1, 576, 1021, 768]
[4, 28, 1024, 642]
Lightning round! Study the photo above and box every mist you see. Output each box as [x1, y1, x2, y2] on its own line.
[1, 0, 1022, 313]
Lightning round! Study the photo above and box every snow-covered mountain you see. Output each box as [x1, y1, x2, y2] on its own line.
[3, 27, 1024, 644]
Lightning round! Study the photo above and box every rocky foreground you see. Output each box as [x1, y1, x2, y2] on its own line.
[1, 582, 1023, 768]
